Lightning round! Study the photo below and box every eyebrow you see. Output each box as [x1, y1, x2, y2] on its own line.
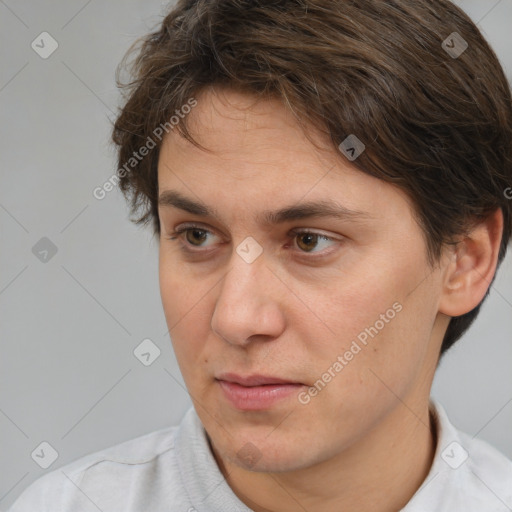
[158, 190, 373, 225]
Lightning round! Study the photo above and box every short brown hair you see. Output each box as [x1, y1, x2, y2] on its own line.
[111, 0, 512, 355]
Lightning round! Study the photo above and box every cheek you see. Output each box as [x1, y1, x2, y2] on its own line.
[305, 265, 402, 358]
[159, 248, 209, 328]
[307, 250, 436, 384]
[159, 257, 212, 372]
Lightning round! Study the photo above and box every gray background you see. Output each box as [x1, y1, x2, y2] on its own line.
[1, 0, 511, 509]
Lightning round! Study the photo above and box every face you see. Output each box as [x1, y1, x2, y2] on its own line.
[157, 86, 447, 473]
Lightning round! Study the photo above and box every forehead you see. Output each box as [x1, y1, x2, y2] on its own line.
[182, 86, 302, 141]
[157, 86, 414, 225]
[159, 87, 358, 184]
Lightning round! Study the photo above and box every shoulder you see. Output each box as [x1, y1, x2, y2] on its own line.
[7, 423, 182, 512]
[434, 401, 512, 492]
[458, 428, 512, 501]
[405, 400, 512, 511]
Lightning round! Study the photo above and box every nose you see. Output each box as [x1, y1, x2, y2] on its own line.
[210, 249, 286, 347]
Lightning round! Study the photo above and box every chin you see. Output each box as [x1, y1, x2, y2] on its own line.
[254, 454, 318, 473]
[219, 430, 320, 473]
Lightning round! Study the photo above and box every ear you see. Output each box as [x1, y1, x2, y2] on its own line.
[439, 208, 504, 317]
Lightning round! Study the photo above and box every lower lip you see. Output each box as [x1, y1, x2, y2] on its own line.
[217, 380, 305, 410]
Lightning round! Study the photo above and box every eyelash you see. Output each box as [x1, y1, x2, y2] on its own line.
[165, 223, 340, 258]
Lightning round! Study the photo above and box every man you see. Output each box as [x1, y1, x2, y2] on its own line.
[8, 0, 512, 510]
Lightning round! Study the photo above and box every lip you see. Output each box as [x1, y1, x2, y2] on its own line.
[215, 373, 305, 411]
[216, 373, 302, 386]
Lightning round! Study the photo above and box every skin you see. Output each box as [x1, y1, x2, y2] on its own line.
[157, 85, 503, 512]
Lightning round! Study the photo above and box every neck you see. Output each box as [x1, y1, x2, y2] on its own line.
[210, 398, 437, 512]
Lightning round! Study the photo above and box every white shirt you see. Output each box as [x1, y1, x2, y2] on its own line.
[7, 400, 512, 511]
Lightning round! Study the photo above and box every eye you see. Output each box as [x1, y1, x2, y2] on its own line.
[289, 230, 338, 254]
[166, 224, 219, 249]
[165, 223, 340, 256]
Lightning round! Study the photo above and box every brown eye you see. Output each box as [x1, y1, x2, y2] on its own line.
[185, 228, 208, 246]
[296, 233, 320, 252]
[291, 230, 339, 255]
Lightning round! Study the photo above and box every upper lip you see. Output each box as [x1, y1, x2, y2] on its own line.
[216, 373, 302, 386]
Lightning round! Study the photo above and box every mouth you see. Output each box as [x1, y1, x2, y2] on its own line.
[215, 373, 306, 411]
[216, 372, 303, 386]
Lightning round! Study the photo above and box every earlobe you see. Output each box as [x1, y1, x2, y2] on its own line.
[439, 208, 503, 317]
